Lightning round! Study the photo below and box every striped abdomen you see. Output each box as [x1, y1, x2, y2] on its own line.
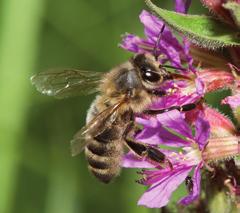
[85, 125, 124, 183]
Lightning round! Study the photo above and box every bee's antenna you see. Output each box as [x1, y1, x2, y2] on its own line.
[153, 24, 165, 61]
[160, 64, 186, 71]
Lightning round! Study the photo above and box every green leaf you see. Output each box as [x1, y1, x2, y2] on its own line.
[223, 2, 240, 28]
[209, 191, 233, 213]
[234, 155, 240, 168]
[145, 0, 240, 49]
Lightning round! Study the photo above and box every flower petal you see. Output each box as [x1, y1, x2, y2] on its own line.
[136, 110, 193, 147]
[222, 94, 240, 110]
[156, 110, 193, 138]
[159, 39, 182, 67]
[178, 163, 202, 205]
[138, 166, 192, 208]
[139, 10, 182, 50]
[194, 113, 210, 150]
[135, 116, 158, 128]
[120, 34, 153, 53]
[122, 150, 187, 169]
[183, 37, 195, 71]
[139, 10, 186, 67]
[121, 10, 195, 70]
[150, 93, 201, 111]
[122, 152, 155, 168]
[175, 0, 192, 13]
[195, 77, 205, 96]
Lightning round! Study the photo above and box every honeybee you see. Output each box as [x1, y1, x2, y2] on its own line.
[31, 52, 196, 183]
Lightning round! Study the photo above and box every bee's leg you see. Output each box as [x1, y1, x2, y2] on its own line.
[124, 139, 173, 169]
[122, 111, 172, 168]
[143, 102, 198, 115]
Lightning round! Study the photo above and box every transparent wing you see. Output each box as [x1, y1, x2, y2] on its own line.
[70, 99, 126, 156]
[31, 69, 103, 98]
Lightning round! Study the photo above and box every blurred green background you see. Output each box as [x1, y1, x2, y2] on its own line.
[0, 1, 212, 213]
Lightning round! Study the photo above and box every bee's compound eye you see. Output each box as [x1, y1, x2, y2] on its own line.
[141, 66, 160, 83]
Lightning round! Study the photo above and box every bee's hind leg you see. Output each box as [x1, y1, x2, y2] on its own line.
[125, 139, 172, 169]
[122, 118, 172, 169]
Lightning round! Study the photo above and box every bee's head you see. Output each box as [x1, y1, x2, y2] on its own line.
[131, 53, 172, 90]
[113, 53, 172, 98]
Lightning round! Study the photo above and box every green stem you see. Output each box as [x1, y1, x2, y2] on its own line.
[45, 143, 79, 213]
[0, 0, 45, 212]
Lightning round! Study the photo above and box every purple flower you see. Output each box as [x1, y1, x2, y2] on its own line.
[220, 64, 240, 111]
[222, 94, 240, 110]
[122, 110, 210, 208]
[120, 10, 193, 69]
[119, 0, 240, 210]
[148, 82, 204, 112]
[120, 5, 205, 111]
[175, 0, 192, 13]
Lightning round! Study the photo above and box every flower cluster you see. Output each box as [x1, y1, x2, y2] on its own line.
[120, 0, 240, 209]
